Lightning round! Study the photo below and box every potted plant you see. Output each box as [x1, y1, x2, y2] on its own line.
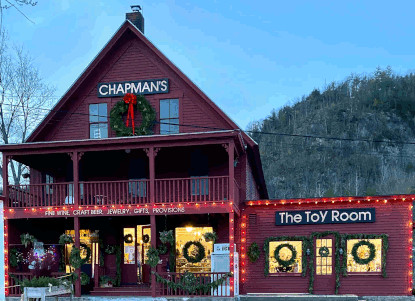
[99, 275, 115, 288]
[20, 233, 37, 248]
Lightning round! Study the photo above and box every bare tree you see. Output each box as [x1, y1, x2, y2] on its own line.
[0, 30, 55, 185]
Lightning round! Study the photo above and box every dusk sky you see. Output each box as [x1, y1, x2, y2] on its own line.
[5, 1, 415, 129]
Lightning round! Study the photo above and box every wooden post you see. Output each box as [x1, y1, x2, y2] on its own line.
[229, 211, 235, 297]
[2, 154, 8, 206]
[72, 151, 79, 206]
[150, 214, 157, 297]
[147, 147, 155, 204]
[74, 217, 81, 297]
[227, 141, 235, 202]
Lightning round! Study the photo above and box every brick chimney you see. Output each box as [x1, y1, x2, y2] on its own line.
[126, 5, 144, 34]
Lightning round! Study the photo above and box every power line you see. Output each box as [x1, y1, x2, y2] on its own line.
[2, 102, 415, 147]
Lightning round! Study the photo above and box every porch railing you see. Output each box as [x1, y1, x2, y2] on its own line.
[8, 272, 67, 296]
[8, 182, 73, 208]
[80, 179, 150, 206]
[155, 176, 229, 203]
[156, 272, 231, 297]
[6, 176, 232, 208]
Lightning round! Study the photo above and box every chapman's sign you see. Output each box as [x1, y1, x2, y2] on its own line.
[97, 78, 169, 97]
[275, 208, 375, 226]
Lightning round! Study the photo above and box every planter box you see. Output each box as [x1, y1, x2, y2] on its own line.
[23, 285, 73, 301]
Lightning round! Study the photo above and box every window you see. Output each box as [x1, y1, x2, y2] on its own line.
[269, 241, 302, 274]
[191, 176, 209, 196]
[346, 239, 382, 273]
[129, 179, 147, 198]
[316, 239, 332, 275]
[175, 227, 213, 273]
[45, 174, 53, 195]
[89, 103, 108, 139]
[160, 99, 179, 134]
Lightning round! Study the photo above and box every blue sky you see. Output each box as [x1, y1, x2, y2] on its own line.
[5, 1, 415, 129]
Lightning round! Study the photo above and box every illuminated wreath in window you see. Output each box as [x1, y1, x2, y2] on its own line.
[274, 243, 297, 267]
[182, 241, 206, 263]
[124, 234, 133, 244]
[319, 246, 330, 257]
[69, 243, 91, 269]
[142, 234, 150, 244]
[109, 94, 156, 137]
[351, 240, 376, 265]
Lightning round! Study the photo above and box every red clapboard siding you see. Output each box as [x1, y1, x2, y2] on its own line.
[242, 201, 411, 296]
[44, 31, 231, 142]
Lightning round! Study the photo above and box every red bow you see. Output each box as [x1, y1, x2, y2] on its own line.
[123, 93, 137, 135]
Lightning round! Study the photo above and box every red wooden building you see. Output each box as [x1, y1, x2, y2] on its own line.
[1, 9, 267, 298]
[240, 196, 413, 296]
[1, 8, 413, 299]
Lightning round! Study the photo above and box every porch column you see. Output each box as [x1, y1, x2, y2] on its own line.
[146, 147, 159, 204]
[1, 202, 7, 298]
[227, 141, 235, 203]
[74, 217, 81, 297]
[150, 214, 157, 297]
[229, 212, 235, 297]
[71, 151, 80, 206]
[2, 154, 9, 205]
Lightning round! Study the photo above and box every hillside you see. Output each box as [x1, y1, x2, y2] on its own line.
[248, 67, 415, 199]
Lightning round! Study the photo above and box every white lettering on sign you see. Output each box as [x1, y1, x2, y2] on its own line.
[43, 206, 187, 217]
[98, 79, 169, 97]
[276, 208, 375, 226]
[152, 207, 185, 214]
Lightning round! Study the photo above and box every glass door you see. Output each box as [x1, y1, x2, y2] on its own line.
[314, 237, 335, 294]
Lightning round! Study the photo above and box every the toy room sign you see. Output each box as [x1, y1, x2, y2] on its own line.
[275, 208, 375, 226]
[97, 78, 169, 97]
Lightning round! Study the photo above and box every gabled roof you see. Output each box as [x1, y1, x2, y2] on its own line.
[26, 19, 268, 198]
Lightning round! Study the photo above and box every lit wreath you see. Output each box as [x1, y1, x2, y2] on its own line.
[109, 94, 156, 137]
[142, 234, 150, 244]
[69, 243, 91, 269]
[319, 246, 330, 257]
[274, 243, 297, 267]
[351, 240, 376, 265]
[124, 234, 133, 244]
[182, 241, 206, 263]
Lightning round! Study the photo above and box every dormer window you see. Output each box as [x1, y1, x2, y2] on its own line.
[160, 99, 179, 134]
[89, 103, 108, 139]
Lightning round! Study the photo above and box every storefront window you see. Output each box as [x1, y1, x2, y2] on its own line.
[346, 239, 382, 273]
[269, 241, 302, 274]
[175, 227, 213, 273]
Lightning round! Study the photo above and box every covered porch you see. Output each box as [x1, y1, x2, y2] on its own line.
[6, 210, 237, 298]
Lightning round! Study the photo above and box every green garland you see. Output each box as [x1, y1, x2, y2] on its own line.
[146, 246, 160, 268]
[158, 244, 168, 255]
[351, 240, 376, 265]
[20, 233, 37, 248]
[109, 95, 156, 137]
[263, 236, 309, 277]
[115, 246, 122, 287]
[247, 242, 260, 263]
[69, 244, 91, 269]
[154, 271, 232, 294]
[203, 232, 217, 243]
[274, 243, 297, 268]
[159, 230, 174, 245]
[59, 234, 74, 245]
[80, 272, 90, 286]
[183, 241, 206, 264]
[10, 248, 23, 268]
[318, 246, 330, 257]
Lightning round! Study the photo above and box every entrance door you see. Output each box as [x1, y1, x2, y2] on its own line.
[313, 237, 335, 294]
[121, 226, 152, 285]
[122, 227, 137, 285]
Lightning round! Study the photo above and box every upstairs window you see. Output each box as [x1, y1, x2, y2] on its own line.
[89, 103, 108, 139]
[160, 99, 179, 134]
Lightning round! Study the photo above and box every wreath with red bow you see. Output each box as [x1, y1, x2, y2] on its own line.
[110, 93, 156, 136]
